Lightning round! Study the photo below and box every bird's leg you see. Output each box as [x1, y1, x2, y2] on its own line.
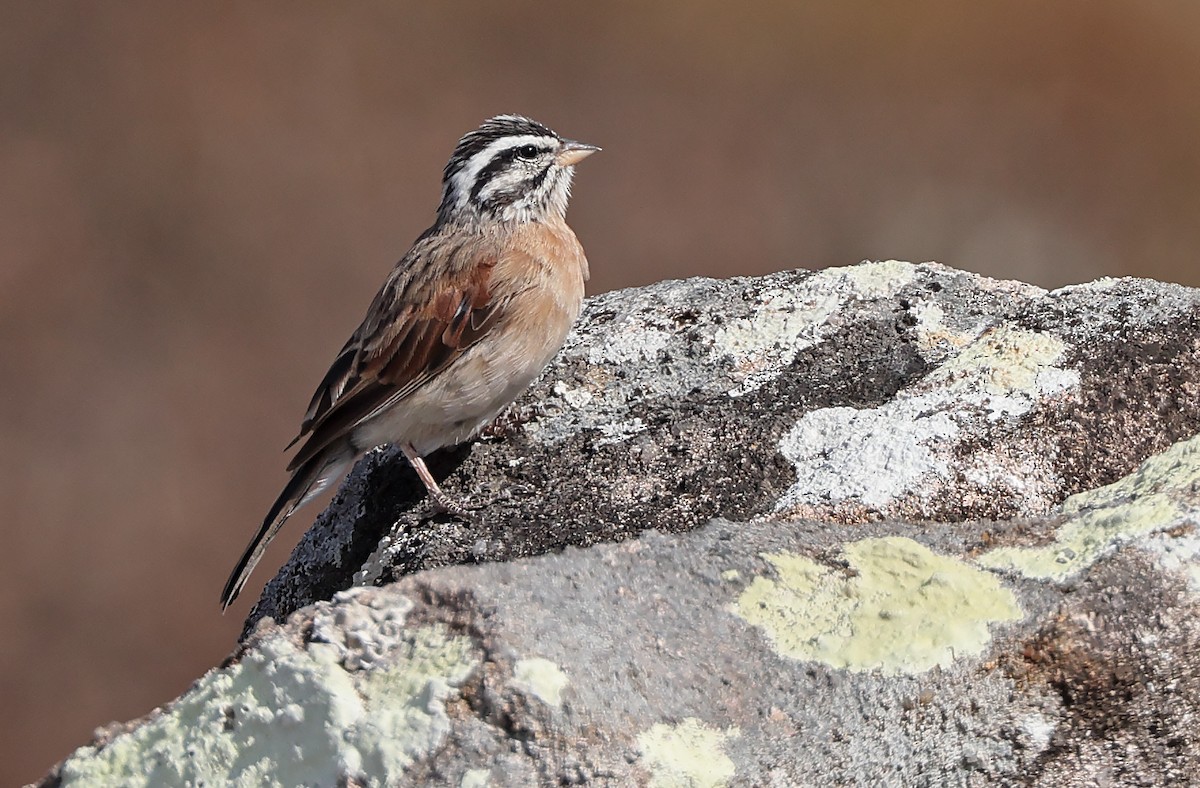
[400, 443, 473, 518]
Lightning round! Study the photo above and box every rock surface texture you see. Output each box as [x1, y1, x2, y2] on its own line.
[42, 261, 1200, 786]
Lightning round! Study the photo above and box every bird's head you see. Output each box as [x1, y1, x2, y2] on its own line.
[438, 115, 599, 225]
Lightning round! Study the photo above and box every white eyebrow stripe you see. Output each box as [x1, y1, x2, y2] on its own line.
[450, 134, 555, 207]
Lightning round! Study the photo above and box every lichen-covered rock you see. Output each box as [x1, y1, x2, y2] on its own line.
[41, 262, 1200, 786]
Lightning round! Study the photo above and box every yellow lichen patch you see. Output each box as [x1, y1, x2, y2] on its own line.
[734, 537, 1022, 675]
[919, 325, 1070, 399]
[836, 259, 916, 298]
[979, 433, 1200, 580]
[638, 718, 739, 788]
[512, 657, 569, 707]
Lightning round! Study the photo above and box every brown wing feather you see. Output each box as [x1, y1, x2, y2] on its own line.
[286, 238, 500, 472]
[284, 340, 359, 451]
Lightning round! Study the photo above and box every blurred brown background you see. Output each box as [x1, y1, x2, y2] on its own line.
[4, 1, 1200, 781]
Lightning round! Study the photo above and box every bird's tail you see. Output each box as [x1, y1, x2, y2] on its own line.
[220, 448, 353, 611]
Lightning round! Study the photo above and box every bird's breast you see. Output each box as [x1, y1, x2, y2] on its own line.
[495, 219, 588, 338]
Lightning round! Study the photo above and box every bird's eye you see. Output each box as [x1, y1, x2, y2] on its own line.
[514, 144, 541, 160]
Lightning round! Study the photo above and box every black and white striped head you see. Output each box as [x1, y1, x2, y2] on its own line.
[439, 115, 599, 224]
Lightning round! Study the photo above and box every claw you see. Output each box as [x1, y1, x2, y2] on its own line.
[402, 443, 476, 520]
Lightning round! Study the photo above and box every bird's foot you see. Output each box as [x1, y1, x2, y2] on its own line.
[477, 403, 541, 441]
[428, 490, 477, 521]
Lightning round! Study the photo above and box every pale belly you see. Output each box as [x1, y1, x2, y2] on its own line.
[349, 303, 575, 457]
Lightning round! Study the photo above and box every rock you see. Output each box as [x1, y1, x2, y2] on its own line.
[40, 261, 1200, 786]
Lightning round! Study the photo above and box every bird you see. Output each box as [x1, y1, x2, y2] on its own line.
[220, 115, 599, 610]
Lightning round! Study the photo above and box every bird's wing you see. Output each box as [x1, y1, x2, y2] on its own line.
[285, 233, 505, 471]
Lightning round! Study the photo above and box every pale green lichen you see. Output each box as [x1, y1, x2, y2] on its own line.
[351, 627, 477, 779]
[712, 285, 839, 395]
[512, 657, 569, 707]
[734, 537, 1022, 675]
[638, 717, 739, 788]
[835, 259, 916, 298]
[460, 767, 492, 787]
[915, 324, 1076, 409]
[979, 433, 1200, 580]
[57, 625, 477, 787]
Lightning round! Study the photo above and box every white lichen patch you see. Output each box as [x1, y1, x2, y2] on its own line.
[778, 406, 958, 509]
[461, 768, 493, 787]
[712, 285, 839, 396]
[351, 628, 478, 779]
[733, 537, 1023, 675]
[552, 380, 594, 410]
[979, 433, 1200, 580]
[1143, 530, 1200, 593]
[585, 318, 673, 366]
[1021, 713, 1057, 753]
[777, 324, 1079, 513]
[530, 276, 741, 443]
[715, 261, 921, 396]
[57, 624, 477, 787]
[638, 717, 739, 788]
[595, 417, 648, 445]
[1051, 276, 1121, 294]
[512, 657, 569, 707]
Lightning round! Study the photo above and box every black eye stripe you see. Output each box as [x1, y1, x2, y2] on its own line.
[500, 142, 550, 164]
[468, 143, 552, 203]
[470, 166, 554, 215]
